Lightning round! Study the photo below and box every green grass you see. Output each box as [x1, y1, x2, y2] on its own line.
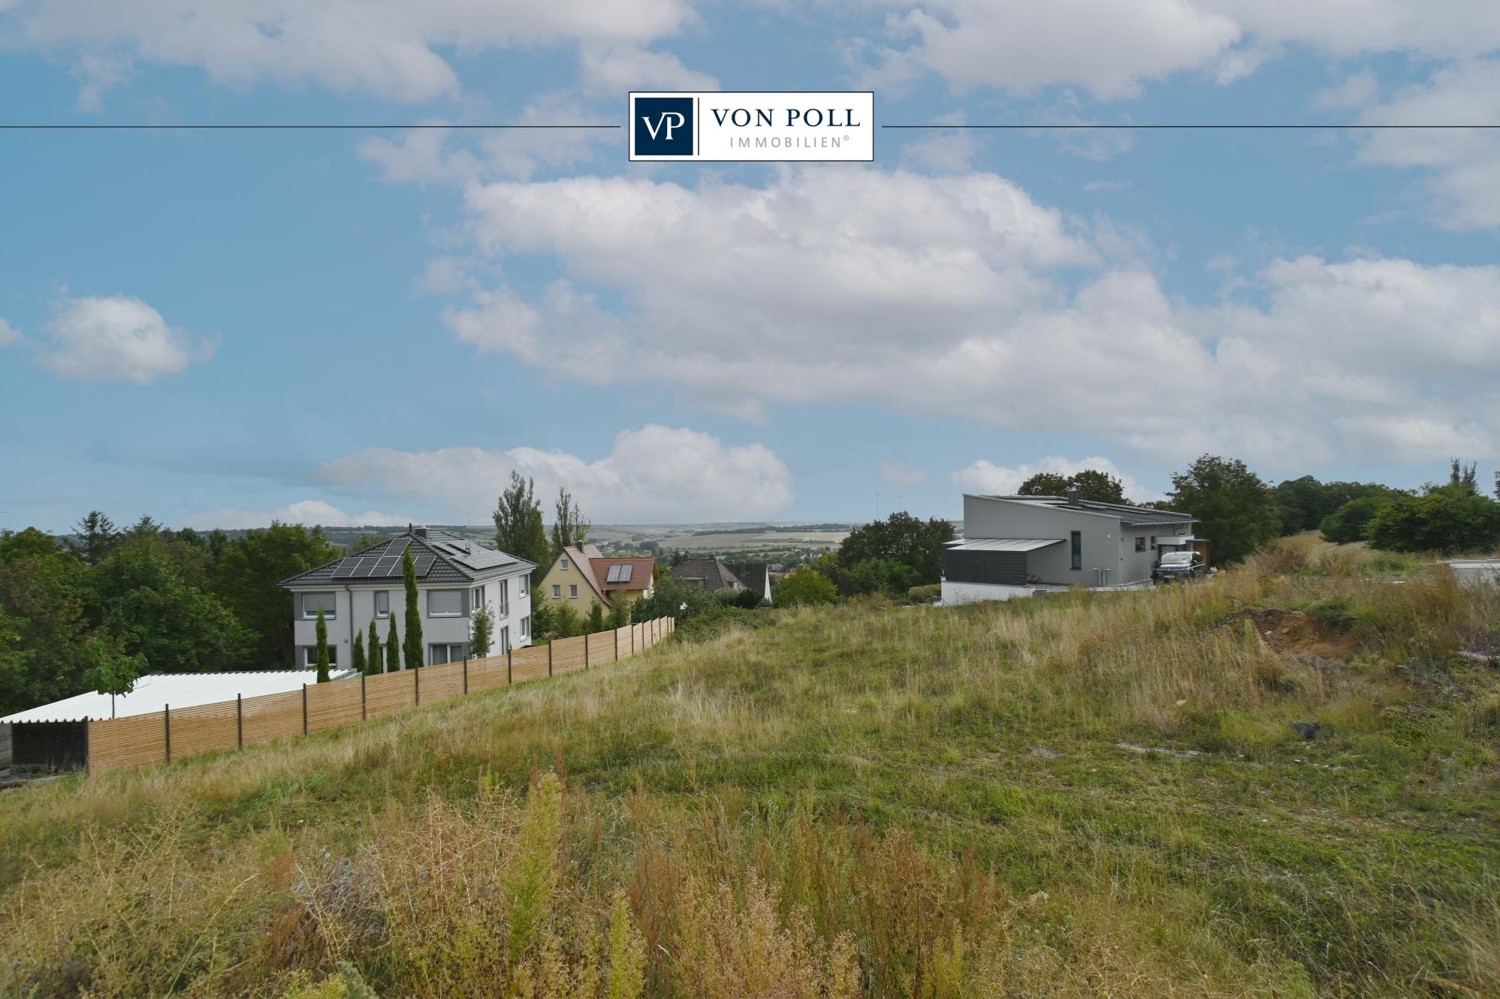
[1, 539, 1498, 997]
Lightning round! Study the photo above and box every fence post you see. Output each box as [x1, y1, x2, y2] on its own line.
[361, 674, 367, 721]
[507, 649, 513, 686]
[548, 641, 553, 677]
[237, 693, 243, 750]
[302, 685, 308, 735]
[463, 656, 469, 694]
[584, 632, 590, 669]
[415, 667, 421, 706]
[615, 627, 620, 661]
[85, 718, 92, 775]
[164, 705, 172, 764]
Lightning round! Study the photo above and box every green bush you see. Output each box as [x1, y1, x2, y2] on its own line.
[1367, 490, 1500, 555]
[907, 584, 941, 604]
[1320, 496, 1393, 544]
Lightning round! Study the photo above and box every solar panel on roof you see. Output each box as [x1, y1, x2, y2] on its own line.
[332, 562, 356, 579]
[618, 564, 633, 582]
[355, 558, 381, 578]
[606, 564, 621, 582]
[374, 556, 400, 575]
[413, 554, 436, 575]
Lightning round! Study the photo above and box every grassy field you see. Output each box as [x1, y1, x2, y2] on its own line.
[1, 537, 1497, 997]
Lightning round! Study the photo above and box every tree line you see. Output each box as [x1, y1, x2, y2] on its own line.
[0, 514, 349, 716]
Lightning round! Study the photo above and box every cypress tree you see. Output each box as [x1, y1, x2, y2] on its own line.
[351, 630, 365, 675]
[386, 615, 401, 672]
[367, 619, 382, 675]
[314, 609, 331, 683]
[402, 547, 424, 668]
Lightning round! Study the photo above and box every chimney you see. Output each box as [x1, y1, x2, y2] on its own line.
[1067, 488, 1079, 507]
[414, 525, 428, 538]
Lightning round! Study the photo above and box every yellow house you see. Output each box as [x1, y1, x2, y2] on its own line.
[537, 544, 655, 619]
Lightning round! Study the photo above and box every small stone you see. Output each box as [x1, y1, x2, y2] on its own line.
[1290, 721, 1326, 740]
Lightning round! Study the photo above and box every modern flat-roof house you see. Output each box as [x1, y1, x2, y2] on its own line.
[943, 492, 1199, 605]
[538, 544, 655, 619]
[674, 556, 745, 594]
[281, 527, 535, 669]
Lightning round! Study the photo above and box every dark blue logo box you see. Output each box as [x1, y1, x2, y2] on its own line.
[634, 96, 694, 156]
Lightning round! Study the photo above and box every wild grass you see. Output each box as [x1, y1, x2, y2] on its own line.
[1, 539, 1497, 996]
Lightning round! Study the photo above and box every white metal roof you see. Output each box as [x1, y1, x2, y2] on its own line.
[1, 669, 356, 724]
[944, 538, 1065, 552]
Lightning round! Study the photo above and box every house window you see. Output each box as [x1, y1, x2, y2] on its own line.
[428, 590, 463, 617]
[1150, 536, 1157, 550]
[520, 616, 530, 639]
[471, 585, 485, 611]
[569, 584, 578, 598]
[497, 578, 509, 617]
[1070, 531, 1082, 571]
[374, 591, 390, 618]
[552, 584, 561, 598]
[561, 557, 570, 569]
[499, 626, 510, 654]
[428, 642, 468, 665]
[520, 575, 529, 596]
[303, 645, 338, 667]
[1135, 537, 1146, 552]
[302, 592, 336, 619]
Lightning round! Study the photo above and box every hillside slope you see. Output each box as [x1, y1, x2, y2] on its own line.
[2, 539, 1497, 998]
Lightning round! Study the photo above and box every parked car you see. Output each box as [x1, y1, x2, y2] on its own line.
[1152, 551, 1206, 583]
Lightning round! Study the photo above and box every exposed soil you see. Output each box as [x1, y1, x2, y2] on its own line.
[1219, 608, 1359, 661]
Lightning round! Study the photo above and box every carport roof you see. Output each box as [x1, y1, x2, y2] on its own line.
[1, 670, 355, 724]
[944, 538, 1065, 552]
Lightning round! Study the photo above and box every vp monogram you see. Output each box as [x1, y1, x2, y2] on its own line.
[631, 96, 694, 156]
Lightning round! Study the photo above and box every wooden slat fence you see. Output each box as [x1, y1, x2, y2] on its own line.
[86, 617, 675, 773]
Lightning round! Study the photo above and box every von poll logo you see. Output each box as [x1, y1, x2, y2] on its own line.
[629, 92, 874, 162]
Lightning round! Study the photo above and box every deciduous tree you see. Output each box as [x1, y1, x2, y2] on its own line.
[495, 472, 550, 587]
[1167, 455, 1281, 565]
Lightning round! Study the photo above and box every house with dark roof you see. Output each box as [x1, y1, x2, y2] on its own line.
[943, 492, 1199, 605]
[674, 556, 745, 594]
[281, 527, 535, 668]
[538, 543, 655, 619]
[724, 561, 773, 604]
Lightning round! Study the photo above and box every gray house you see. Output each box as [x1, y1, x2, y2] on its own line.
[281, 527, 534, 668]
[942, 492, 1198, 605]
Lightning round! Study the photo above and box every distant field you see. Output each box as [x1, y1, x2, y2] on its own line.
[669, 529, 850, 551]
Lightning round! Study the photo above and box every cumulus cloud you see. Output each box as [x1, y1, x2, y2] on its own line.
[952, 456, 1153, 500]
[319, 425, 794, 524]
[183, 499, 411, 531]
[854, 0, 1500, 98]
[2, 0, 696, 104]
[438, 166, 1500, 471]
[1351, 58, 1500, 229]
[0, 317, 21, 346]
[38, 294, 213, 383]
[878, 460, 928, 485]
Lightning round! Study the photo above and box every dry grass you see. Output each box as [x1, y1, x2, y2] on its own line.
[1, 538, 1497, 997]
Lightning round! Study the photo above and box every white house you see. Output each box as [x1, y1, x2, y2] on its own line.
[943, 492, 1199, 605]
[281, 527, 534, 669]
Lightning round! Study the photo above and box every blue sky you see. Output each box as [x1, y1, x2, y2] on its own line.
[2, 1, 1498, 532]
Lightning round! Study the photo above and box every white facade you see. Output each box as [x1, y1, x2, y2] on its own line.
[289, 567, 532, 670]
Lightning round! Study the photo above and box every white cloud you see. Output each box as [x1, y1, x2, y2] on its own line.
[319, 425, 794, 523]
[577, 43, 717, 95]
[3, 0, 697, 104]
[182, 499, 411, 531]
[437, 166, 1500, 471]
[1351, 58, 1500, 229]
[878, 460, 928, 485]
[952, 456, 1153, 500]
[38, 294, 213, 383]
[0, 316, 21, 346]
[854, 1, 1500, 98]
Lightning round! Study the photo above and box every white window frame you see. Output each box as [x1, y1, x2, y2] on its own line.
[552, 584, 561, 598]
[427, 642, 468, 665]
[520, 615, 530, 639]
[569, 584, 578, 598]
[302, 592, 337, 620]
[304, 645, 338, 667]
[520, 574, 529, 596]
[499, 625, 510, 654]
[561, 557, 570, 569]
[428, 589, 464, 617]
[374, 590, 390, 618]
[497, 578, 509, 617]
[471, 585, 485, 612]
